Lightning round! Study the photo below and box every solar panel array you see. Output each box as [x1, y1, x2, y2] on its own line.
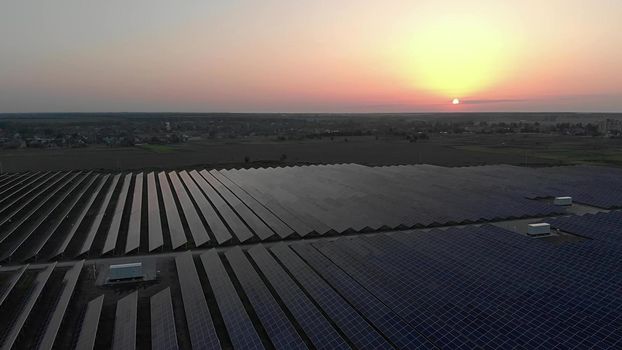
[6, 164, 620, 263]
[2, 221, 621, 349]
[1, 163, 622, 348]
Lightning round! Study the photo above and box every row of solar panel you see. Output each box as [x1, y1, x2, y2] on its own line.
[0, 169, 297, 263]
[547, 211, 622, 245]
[2, 221, 620, 349]
[1, 163, 621, 264]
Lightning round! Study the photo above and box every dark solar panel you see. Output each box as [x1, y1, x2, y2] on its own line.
[200, 250, 264, 349]
[102, 173, 132, 255]
[0, 265, 28, 308]
[168, 171, 210, 247]
[191, 170, 253, 243]
[112, 291, 138, 350]
[0, 171, 87, 261]
[174, 252, 221, 349]
[291, 243, 432, 349]
[270, 243, 393, 349]
[178, 171, 231, 245]
[201, 171, 275, 241]
[147, 172, 164, 252]
[112, 291, 137, 350]
[210, 170, 294, 239]
[30, 174, 99, 260]
[37, 260, 84, 350]
[53, 174, 109, 258]
[247, 245, 349, 350]
[158, 172, 187, 249]
[1, 263, 56, 350]
[125, 173, 143, 253]
[224, 247, 306, 350]
[77, 173, 120, 257]
[74, 295, 104, 350]
[150, 288, 179, 350]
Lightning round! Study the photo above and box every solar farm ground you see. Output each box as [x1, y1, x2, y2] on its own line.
[0, 164, 621, 349]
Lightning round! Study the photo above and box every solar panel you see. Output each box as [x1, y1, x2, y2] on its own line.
[125, 173, 143, 253]
[0, 262, 56, 350]
[168, 171, 210, 247]
[150, 287, 179, 350]
[221, 170, 313, 236]
[77, 174, 121, 257]
[224, 247, 306, 350]
[270, 243, 393, 349]
[0, 172, 43, 206]
[74, 295, 104, 350]
[36, 260, 84, 350]
[291, 243, 432, 349]
[158, 172, 187, 249]
[28, 174, 99, 260]
[0, 172, 65, 224]
[174, 251, 220, 349]
[0, 171, 86, 262]
[102, 173, 132, 255]
[210, 170, 294, 239]
[0, 265, 28, 308]
[0, 172, 75, 244]
[53, 174, 109, 258]
[178, 171, 231, 245]
[112, 291, 138, 350]
[201, 171, 274, 241]
[247, 245, 349, 350]
[146, 172, 163, 252]
[191, 170, 253, 243]
[200, 250, 264, 349]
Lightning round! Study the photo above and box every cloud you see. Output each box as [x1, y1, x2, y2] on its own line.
[460, 98, 527, 105]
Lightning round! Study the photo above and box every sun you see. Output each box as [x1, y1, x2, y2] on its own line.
[452, 98, 460, 105]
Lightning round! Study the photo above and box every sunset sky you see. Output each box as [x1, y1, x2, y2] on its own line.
[0, 0, 620, 113]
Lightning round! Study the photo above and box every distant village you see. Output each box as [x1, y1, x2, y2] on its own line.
[0, 115, 620, 150]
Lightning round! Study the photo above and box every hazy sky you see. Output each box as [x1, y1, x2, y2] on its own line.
[0, 0, 620, 112]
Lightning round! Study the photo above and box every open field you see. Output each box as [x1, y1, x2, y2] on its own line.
[0, 135, 555, 172]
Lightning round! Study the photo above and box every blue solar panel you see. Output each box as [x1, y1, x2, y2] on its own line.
[174, 252, 221, 350]
[224, 247, 306, 350]
[200, 250, 264, 350]
[247, 245, 349, 350]
[291, 243, 434, 349]
[270, 243, 392, 350]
